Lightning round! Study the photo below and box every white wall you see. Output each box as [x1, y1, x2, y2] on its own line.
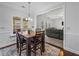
[64, 2, 79, 54]
[0, 4, 26, 47]
[51, 17, 63, 29]
[36, 7, 64, 30]
[37, 15, 51, 29]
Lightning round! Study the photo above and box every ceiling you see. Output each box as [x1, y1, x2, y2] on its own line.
[0, 2, 62, 14]
[44, 7, 64, 19]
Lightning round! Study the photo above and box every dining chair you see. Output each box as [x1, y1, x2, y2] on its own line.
[16, 31, 45, 56]
[31, 31, 44, 56]
[16, 32, 27, 56]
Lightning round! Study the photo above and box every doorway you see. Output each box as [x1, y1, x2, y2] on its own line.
[36, 5, 64, 49]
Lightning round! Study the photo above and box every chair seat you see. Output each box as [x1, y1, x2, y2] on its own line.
[21, 39, 26, 44]
[31, 38, 41, 45]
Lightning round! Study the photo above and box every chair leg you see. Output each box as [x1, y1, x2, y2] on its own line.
[34, 45, 36, 56]
[19, 44, 21, 56]
[41, 50, 42, 55]
[41, 43, 43, 55]
[22, 43, 23, 48]
[35, 51, 36, 56]
[16, 42, 19, 53]
[40, 47, 42, 55]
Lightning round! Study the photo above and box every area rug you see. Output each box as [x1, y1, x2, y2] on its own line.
[0, 43, 60, 56]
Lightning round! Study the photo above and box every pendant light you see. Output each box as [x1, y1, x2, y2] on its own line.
[26, 2, 32, 21]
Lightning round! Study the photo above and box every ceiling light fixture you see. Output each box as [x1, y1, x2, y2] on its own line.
[25, 2, 32, 21]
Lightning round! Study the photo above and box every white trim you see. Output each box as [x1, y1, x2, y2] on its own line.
[63, 3, 66, 49]
[0, 41, 16, 48]
[36, 2, 65, 16]
[64, 33, 79, 55]
[0, 31, 11, 34]
[64, 47, 79, 55]
[65, 33, 79, 36]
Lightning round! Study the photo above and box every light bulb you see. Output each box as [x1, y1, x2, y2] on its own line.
[25, 18, 28, 20]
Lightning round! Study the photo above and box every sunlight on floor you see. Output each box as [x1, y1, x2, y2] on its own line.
[59, 49, 64, 56]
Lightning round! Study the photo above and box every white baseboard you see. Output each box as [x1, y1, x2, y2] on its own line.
[64, 47, 79, 55]
[0, 41, 16, 48]
[64, 33, 79, 55]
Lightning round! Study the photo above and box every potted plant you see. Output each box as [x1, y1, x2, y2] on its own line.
[28, 28, 32, 34]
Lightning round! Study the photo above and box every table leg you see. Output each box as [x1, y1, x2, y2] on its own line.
[26, 38, 31, 56]
[42, 32, 45, 52]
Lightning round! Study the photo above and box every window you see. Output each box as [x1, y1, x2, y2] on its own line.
[13, 16, 21, 34]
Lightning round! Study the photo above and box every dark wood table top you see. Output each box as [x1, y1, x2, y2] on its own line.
[22, 31, 35, 38]
[22, 31, 44, 38]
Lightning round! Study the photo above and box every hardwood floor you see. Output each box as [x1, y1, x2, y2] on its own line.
[45, 36, 63, 48]
[46, 42, 79, 56]
[59, 49, 79, 56]
[0, 43, 16, 49]
[0, 42, 78, 56]
[59, 49, 64, 56]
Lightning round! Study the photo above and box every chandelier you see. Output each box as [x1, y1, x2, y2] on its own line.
[25, 2, 32, 21]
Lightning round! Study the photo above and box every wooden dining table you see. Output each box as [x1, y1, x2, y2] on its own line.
[22, 31, 45, 56]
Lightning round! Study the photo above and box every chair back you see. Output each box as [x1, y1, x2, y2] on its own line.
[16, 32, 21, 43]
[35, 31, 44, 42]
[16, 32, 25, 43]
